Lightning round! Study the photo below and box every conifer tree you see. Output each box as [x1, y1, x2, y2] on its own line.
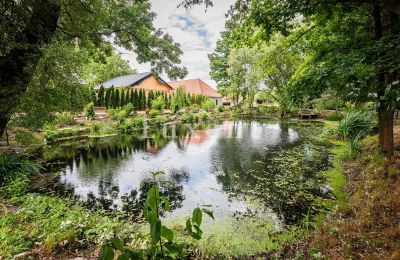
[98, 86, 105, 107]
[134, 90, 139, 110]
[105, 89, 110, 108]
[109, 86, 115, 108]
[115, 88, 120, 108]
[120, 89, 125, 107]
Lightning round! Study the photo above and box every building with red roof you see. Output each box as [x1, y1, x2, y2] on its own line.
[168, 78, 223, 106]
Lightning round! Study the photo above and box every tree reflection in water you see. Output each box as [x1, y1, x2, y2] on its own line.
[41, 120, 332, 225]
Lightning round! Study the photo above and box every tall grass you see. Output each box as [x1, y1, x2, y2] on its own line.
[335, 110, 374, 140]
[0, 154, 40, 197]
[333, 110, 375, 157]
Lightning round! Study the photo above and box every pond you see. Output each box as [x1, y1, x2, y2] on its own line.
[40, 119, 333, 255]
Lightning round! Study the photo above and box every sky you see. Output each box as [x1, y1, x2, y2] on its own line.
[116, 0, 235, 87]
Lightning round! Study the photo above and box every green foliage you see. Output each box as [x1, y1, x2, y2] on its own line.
[54, 112, 76, 126]
[170, 87, 191, 113]
[147, 115, 168, 127]
[14, 129, 41, 147]
[325, 111, 344, 122]
[149, 109, 160, 118]
[118, 116, 146, 133]
[0, 154, 39, 197]
[43, 127, 91, 142]
[84, 102, 96, 121]
[0, 194, 139, 258]
[202, 99, 216, 112]
[99, 172, 214, 259]
[151, 96, 166, 111]
[335, 111, 374, 141]
[217, 105, 225, 113]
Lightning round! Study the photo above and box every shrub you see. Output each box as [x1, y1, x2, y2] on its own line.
[335, 110, 374, 141]
[0, 154, 39, 193]
[153, 115, 167, 126]
[180, 112, 194, 123]
[117, 110, 128, 124]
[230, 110, 238, 118]
[123, 103, 134, 116]
[91, 123, 102, 134]
[149, 109, 160, 118]
[43, 129, 61, 142]
[54, 113, 75, 126]
[151, 96, 165, 111]
[14, 130, 40, 147]
[202, 99, 216, 112]
[131, 116, 145, 128]
[217, 105, 224, 113]
[84, 102, 96, 121]
[107, 108, 117, 119]
[199, 111, 210, 121]
[325, 111, 344, 121]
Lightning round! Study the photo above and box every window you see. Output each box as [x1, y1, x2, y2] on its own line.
[215, 100, 218, 105]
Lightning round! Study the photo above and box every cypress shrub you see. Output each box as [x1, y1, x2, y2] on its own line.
[98, 86, 105, 106]
[109, 86, 115, 108]
[105, 88, 110, 108]
[120, 89, 125, 107]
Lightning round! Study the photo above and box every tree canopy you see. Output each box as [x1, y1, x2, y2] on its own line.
[0, 0, 188, 135]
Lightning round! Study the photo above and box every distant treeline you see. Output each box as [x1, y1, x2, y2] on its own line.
[94, 86, 209, 110]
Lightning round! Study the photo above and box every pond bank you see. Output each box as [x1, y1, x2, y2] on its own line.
[278, 124, 400, 259]
[1, 119, 351, 259]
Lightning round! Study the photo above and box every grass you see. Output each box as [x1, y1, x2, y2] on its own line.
[0, 194, 143, 258]
[305, 132, 400, 259]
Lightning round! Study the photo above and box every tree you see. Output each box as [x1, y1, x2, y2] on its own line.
[0, 0, 188, 136]
[120, 89, 126, 107]
[115, 89, 120, 108]
[109, 87, 115, 108]
[105, 89, 111, 109]
[98, 86, 105, 107]
[191, 0, 400, 157]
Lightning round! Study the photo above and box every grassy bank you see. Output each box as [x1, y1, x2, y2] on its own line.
[1, 119, 381, 259]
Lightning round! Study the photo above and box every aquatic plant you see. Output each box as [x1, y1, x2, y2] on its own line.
[99, 172, 214, 259]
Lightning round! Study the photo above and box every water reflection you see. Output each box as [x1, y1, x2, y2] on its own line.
[42, 120, 331, 225]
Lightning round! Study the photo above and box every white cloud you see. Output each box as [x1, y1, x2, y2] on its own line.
[116, 0, 235, 88]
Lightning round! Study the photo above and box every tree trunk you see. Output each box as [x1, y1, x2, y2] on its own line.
[373, 5, 397, 158]
[378, 104, 394, 156]
[0, 0, 60, 137]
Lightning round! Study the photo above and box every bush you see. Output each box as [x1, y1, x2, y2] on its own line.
[335, 110, 374, 141]
[91, 123, 102, 134]
[117, 116, 145, 133]
[54, 112, 75, 126]
[153, 115, 167, 126]
[149, 109, 160, 118]
[117, 110, 128, 124]
[14, 130, 40, 147]
[151, 96, 165, 111]
[202, 99, 216, 112]
[180, 112, 194, 123]
[325, 111, 344, 121]
[84, 102, 95, 121]
[0, 154, 39, 194]
[124, 103, 134, 116]
[107, 108, 117, 119]
[131, 116, 145, 128]
[217, 105, 224, 113]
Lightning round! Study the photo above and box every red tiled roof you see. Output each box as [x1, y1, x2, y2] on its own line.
[168, 79, 222, 98]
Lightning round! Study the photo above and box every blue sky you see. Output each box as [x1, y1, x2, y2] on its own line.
[117, 0, 235, 88]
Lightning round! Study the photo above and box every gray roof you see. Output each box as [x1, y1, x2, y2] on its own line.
[95, 72, 161, 90]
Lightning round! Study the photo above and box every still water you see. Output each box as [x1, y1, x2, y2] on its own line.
[42, 119, 332, 253]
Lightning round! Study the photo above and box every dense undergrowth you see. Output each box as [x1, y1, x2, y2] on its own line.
[309, 136, 400, 259]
